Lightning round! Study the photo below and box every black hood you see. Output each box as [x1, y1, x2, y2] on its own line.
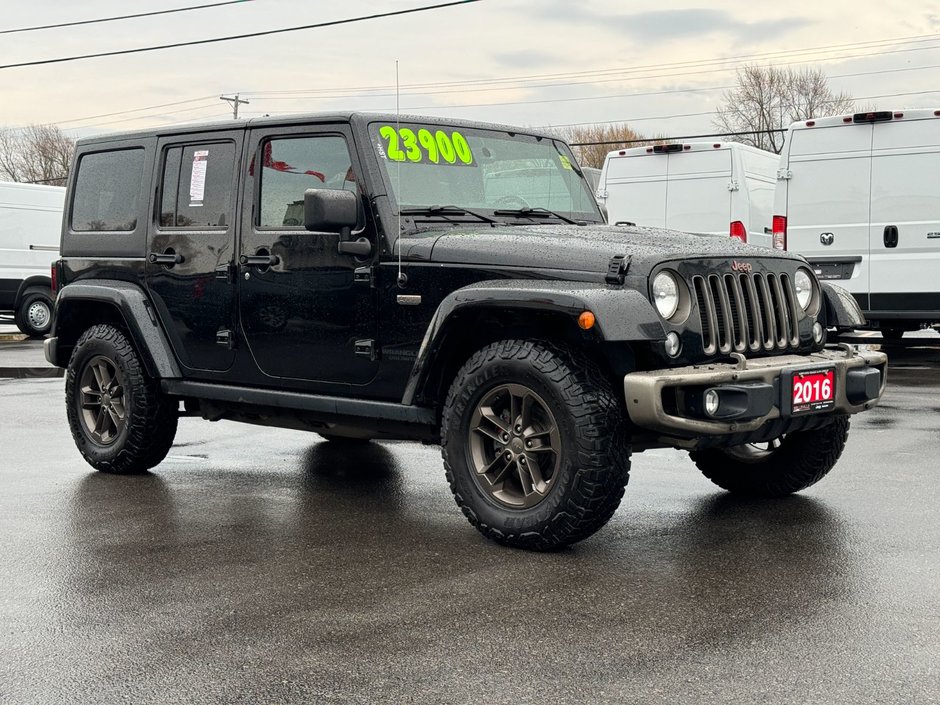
[398, 223, 799, 277]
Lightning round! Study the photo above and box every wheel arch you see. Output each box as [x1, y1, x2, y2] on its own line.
[403, 281, 662, 407]
[49, 280, 181, 379]
[13, 275, 52, 309]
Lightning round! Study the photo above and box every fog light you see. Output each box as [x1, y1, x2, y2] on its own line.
[704, 389, 720, 417]
[813, 322, 824, 343]
[665, 331, 681, 357]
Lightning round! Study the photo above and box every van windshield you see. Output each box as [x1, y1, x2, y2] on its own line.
[368, 121, 603, 223]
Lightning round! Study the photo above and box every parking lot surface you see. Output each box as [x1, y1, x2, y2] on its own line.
[1, 333, 938, 704]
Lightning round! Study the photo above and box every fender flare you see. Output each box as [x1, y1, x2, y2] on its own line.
[401, 280, 665, 405]
[821, 282, 866, 331]
[49, 280, 181, 378]
[13, 275, 53, 310]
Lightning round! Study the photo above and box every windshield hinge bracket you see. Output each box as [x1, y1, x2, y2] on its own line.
[605, 254, 630, 286]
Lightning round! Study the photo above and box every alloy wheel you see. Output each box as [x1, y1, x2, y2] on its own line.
[78, 355, 127, 446]
[467, 383, 561, 509]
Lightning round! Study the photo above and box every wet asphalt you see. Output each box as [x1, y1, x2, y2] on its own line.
[0, 331, 938, 704]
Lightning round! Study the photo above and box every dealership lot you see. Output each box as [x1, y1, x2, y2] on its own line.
[1, 330, 938, 704]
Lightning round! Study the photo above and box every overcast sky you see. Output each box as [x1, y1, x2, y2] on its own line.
[1, 0, 938, 138]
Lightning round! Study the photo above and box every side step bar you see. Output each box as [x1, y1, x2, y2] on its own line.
[161, 380, 436, 426]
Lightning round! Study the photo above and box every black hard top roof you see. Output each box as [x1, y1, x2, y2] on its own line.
[75, 111, 556, 146]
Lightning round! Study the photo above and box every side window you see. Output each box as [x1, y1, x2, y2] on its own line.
[257, 135, 356, 228]
[159, 142, 235, 228]
[71, 148, 144, 232]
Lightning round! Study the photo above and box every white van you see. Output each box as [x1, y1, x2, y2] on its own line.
[773, 109, 940, 338]
[597, 142, 778, 247]
[0, 181, 65, 336]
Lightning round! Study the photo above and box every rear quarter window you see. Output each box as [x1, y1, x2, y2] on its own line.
[71, 148, 145, 232]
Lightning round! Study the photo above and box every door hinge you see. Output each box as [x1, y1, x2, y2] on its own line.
[355, 339, 377, 360]
[216, 329, 235, 349]
[354, 265, 372, 284]
[605, 254, 630, 286]
[777, 168, 793, 181]
[215, 262, 235, 282]
[727, 179, 740, 192]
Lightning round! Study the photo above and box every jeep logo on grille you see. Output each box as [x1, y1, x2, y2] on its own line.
[731, 261, 752, 273]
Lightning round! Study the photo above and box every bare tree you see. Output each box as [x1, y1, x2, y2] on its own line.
[556, 122, 652, 169]
[714, 65, 856, 153]
[0, 124, 75, 186]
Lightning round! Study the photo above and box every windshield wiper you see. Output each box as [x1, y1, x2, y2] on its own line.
[492, 206, 582, 226]
[398, 205, 498, 224]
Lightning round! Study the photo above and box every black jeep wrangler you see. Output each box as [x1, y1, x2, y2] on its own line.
[45, 113, 886, 550]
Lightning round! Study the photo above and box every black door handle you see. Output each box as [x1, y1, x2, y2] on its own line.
[239, 254, 280, 267]
[884, 225, 899, 248]
[149, 249, 184, 266]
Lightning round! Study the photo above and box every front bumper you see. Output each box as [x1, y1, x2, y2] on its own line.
[624, 345, 887, 440]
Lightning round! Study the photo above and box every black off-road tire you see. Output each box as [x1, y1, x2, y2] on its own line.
[14, 287, 54, 337]
[689, 416, 850, 497]
[317, 434, 372, 444]
[881, 327, 905, 342]
[441, 339, 631, 551]
[66, 324, 178, 474]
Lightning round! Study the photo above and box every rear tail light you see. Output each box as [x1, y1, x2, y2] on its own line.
[772, 216, 787, 250]
[50, 261, 58, 295]
[730, 221, 748, 243]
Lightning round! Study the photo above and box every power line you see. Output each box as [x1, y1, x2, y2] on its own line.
[0, 1, 255, 35]
[239, 32, 940, 96]
[0, 1, 484, 70]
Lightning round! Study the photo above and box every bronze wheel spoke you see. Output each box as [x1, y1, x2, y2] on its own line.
[77, 355, 126, 446]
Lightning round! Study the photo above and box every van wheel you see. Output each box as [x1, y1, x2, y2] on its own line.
[66, 324, 178, 474]
[14, 287, 53, 337]
[441, 340, 631, 551]
[689, 416, 849, 497]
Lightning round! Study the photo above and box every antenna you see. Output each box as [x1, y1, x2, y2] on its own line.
[396, 59, 406, 288]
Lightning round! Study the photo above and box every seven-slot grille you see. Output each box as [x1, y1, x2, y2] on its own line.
[692, 272, 801, 355]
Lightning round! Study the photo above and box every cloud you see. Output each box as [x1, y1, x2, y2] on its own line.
[529, 3, 811, 45]
[492, 49, 564, 69]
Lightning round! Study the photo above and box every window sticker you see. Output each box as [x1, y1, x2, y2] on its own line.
[559, 155, 573, 170]
[376, 125, 475, 166]
[189, 149, 209, 206]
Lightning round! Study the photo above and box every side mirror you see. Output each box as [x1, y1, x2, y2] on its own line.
[303, 188, 358, 233]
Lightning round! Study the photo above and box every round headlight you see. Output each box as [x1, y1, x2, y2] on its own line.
[795, 268, 814, 310]
[652, 271, 680, 319]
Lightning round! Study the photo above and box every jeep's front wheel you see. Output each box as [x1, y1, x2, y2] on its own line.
[689, 416, 850, 497]
[441, 340, 631, 551]
[66, 324, 178, 474]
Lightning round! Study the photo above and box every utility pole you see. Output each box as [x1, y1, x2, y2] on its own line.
[220, 94, 250, 120]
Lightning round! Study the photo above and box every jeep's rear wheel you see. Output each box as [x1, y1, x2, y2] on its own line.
[689, 416, 850, 497]
[14, 287, 53, 337]
[66, 324, 178, 474]
[441, 340, 631, 551]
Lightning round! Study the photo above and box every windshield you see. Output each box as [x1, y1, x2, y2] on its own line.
[369, 121, 602, 222]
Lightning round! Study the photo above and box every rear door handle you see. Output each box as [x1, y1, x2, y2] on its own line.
[883, 225, 899, 248]
[149, 250, 184, 266]
[239, 254, 280, 267]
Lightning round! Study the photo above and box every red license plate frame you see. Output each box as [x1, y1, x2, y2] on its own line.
[784, 367, 836, 416]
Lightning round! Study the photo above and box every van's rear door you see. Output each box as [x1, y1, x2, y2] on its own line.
[664, 148, 731, 236]
[868, 117, 940, 317]
[603, 153, 667, 226]
[786, 124, 872, 309]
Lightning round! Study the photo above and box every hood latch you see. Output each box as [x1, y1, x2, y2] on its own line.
[605, 254, 630, 285]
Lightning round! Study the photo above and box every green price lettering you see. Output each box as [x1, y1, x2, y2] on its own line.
[417, 129, 439, 163]
[379, 125, 405, 161]
[452, 131, 473, 165]
[378, 125, 474, 166]
[399, 128, 421, 162]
